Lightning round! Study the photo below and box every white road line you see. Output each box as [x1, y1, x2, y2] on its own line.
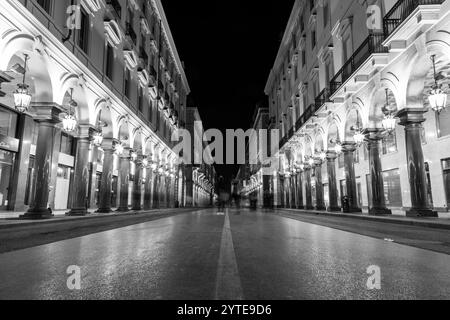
[214, 210, 244, 300]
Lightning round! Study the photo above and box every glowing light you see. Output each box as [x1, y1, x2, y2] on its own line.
[14, 54, 31, 113]
[62, 114, 77, 132]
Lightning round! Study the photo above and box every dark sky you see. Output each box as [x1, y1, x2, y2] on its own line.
[162, 1, 294, 181]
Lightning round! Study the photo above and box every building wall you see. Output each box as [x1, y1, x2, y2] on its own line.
[0, 0, 189, 214]
[265, 0, 450, 216]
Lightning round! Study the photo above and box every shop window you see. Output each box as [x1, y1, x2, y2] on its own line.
[425, 162, 433, 207]
[382, 169, 402, 207]
[0, 150, 15, 210]
[0, 107, 18, 138]
[25, 157, 35, 206]
[382, 132, 397, 155]
[436, 108, 450, 138]
[442, 158, 450, 207]
[60, 133, 74, 155]
[124, 69, 131, 98]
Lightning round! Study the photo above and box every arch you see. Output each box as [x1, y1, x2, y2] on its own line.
[93, 98, 114, 139]
[1, 34, 54, 103]
[59, 74, 90, 125]
[117, 116, 131, 147]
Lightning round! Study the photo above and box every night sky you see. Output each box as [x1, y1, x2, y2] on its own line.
[162, 1, 294, 182]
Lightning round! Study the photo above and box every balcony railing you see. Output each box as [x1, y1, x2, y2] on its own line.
[314, 88, 331, 109]
[330, 33, 387, 96]
[106, 0, 122, 20]
[384, 0, 445, 36]
[295, 103, 321, 131]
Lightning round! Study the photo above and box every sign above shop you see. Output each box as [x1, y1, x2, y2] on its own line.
[0, 134, 19, 153]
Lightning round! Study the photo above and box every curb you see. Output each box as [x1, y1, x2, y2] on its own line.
[277, 209, 450, 231]
[0, 208, 197, 230]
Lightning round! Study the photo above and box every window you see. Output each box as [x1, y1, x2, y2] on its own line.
[301, 50, 306, 67]
[382, 132, 397, 155]
[124, 69, 131, 98]
[138, 87, 144, 113]
[77, 7, 89, 53]
[436, 107, 450, 137]
[105, 44, 114, 80]
[36, 0, 51, 14]
[382, 169, 402, 207]
[311, 29, 317, 49]
[323, 1, 329, 27]
[60, 133, 74, 155]
[0, 107, 18, 138]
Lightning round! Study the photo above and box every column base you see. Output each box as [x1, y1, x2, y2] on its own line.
[328, 206, 341, 212]
[66, 208, 89, 216]
[21, 209, 54, 220]
[315, 205, 326, 211]
[132, 207, 142, 211]
[369, 207, 392, 216]
[116, 207, 130, 212]
[406, 208, 438, 217]
[306, 205, 314, 210]
[346, 207, 362, 213]
[96, 208, 111, 214]
[297, 205, 304, 209]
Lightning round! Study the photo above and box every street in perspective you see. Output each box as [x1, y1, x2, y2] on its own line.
[0, 0, 450, 304]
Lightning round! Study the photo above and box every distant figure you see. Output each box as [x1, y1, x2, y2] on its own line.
[231, 179, 241, 209]
[217, 176, 228, 212]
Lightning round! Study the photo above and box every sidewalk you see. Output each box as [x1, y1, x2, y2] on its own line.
[277, 208, 450, 231]
[0, 208, 191, 229]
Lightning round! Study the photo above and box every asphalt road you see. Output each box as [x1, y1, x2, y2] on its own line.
[0, 208, 449, 300]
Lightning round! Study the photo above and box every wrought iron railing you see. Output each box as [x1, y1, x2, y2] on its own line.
[314, 88, 331, 109]
[384, 0, 444, 36]
[329, 33, 387, 96]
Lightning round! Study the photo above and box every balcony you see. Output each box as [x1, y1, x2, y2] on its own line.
[106, 0, 122, 20]
[383, 0, 444, 50]
[330, 33, 388, 97]
[314, 88, 331, 110]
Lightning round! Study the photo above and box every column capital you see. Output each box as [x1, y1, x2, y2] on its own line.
[363, 128, 384, 141]
[396, 108, 427, 126]
[101, 138, 119, 151]
[30, 102, 64, 123]
[326, 151, 338, 160]
[77, 124, 98, 140]
[342, 142, 357, 152]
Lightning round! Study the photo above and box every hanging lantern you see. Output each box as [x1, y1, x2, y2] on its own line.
[114, 142, 124, 156]
[308, 157, 315, 167]
[130, 150, 138, 161]
[382, 89, 397, 134]
[428, 55, 448, 114]
[62, 89, 78, 132]
[352, 115, 365, 147]
[334, 142, 343, 155]
[142, 158, 149, 168]
[13, 54, 32, 113]
[93, 131, 103, 147]
[319, 151, 327, 161]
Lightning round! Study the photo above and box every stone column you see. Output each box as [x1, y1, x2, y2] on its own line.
[314, 159, 326, 210]
[326, 151, 340, 212]
[88, 144, 99, 209]
[297, 171, 304, 209]
[342, 142, 362, 213]
[10, 113, 34, 212]
[67, 126, 96, 216]
[132, 156, 144, 211]
[96, 139, 115, 213]
[116, 148, 131, 212]
[144, 166, 153, 210]
[22, 105, 62, 219]
[366, 129, 392, 215]
[397, 109, 437, 217]
[304, 167, 313, 210]
[152, 172, 160, 208]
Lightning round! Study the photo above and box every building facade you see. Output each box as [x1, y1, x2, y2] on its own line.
[0, 0, 189, 217]
[265, 0, 450, 217]
[184, 107, 216, 208]
[237, 105, 272, 208]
